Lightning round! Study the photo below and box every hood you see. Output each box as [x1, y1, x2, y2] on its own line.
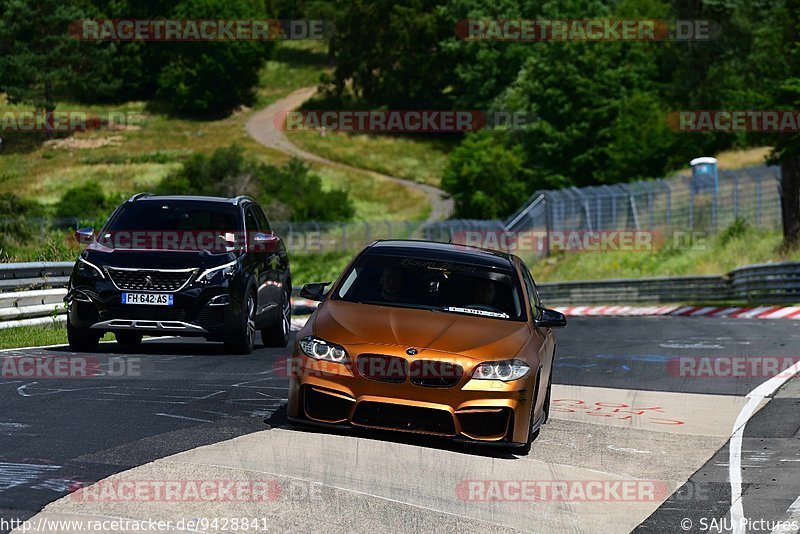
[312, 300, 531, 359]
[83, 245, 237, 270]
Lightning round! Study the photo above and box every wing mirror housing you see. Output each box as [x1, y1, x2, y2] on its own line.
[252, 232, 279, 252]
[300, 282, 331, 302]
[534, 307, 567, 328]
[74, 227, 94, 245]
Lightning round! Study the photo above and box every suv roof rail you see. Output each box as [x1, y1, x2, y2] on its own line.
[128, 192, 153, 202]
[232, 195, 255, 205]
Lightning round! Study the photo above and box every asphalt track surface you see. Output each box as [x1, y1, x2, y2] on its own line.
[1, 316, 799, 533]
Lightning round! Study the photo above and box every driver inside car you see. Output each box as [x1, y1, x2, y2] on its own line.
[379, 266, 407, 302]
[470, 278, 496, 306]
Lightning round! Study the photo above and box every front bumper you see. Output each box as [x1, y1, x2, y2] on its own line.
[287, 352, 537, 445]
[66, 273, 244, 338]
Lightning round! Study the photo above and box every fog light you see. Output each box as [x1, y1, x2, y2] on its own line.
[208, 294, 231, 306]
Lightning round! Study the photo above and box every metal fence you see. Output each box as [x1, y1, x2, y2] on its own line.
[417, 165, 783, 257]
[503, 165, 782, 233]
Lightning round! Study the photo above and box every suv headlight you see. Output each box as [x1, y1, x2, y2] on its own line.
[472, 359, 530, 381]
[299, 336, 348, 363]
[196, 260, 238, 283]
[76, 257, 105, 279]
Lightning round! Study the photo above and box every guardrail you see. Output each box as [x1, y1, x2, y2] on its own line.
[538, 261, 800, 305]
[0, 263, 73, 328]
[0, 260, 797, 329]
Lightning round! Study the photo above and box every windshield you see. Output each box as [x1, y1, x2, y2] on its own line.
[332, 254, 524, 321]
[98, 201, 243, 252]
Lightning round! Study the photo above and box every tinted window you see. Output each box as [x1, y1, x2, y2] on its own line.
[105, 201, 241, 232]
[333, 254, 524, 321]
[244, 206, 260, 233]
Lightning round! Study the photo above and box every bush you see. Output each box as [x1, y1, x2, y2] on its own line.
[441, 132, 529, 219]
[55, 182, 113, 221]
[0, 194, 46, 258]
[156, 145, 354, 221]
[719, 217, 752, 246]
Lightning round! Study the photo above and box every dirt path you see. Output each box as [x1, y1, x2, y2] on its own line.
[245, 86, 454, 223]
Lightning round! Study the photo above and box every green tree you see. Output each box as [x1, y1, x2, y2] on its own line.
[774, 19, 800, 247]
[0, 0, 116, 126]
[328, 0, 452, 108]
[439, 0, 541, 109]
[156, 0, 274, 116]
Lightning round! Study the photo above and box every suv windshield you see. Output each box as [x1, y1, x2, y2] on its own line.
[99, 200, 243, 252]
[333, 254, 524, 321]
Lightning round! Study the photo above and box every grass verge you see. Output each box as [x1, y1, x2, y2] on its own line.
[0, 323, 113, 350]
[287, 130, 454, 187]
[525, 223, 800, 282]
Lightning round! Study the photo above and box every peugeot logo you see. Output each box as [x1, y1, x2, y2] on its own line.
[406, 348, 418, 356]
[143, 275, 154, 288]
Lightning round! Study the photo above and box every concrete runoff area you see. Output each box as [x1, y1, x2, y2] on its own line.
[12, 384, 773, 533]
[3, 317, 800, 533]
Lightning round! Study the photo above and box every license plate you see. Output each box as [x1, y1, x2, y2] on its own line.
[121, 293, 173, 306]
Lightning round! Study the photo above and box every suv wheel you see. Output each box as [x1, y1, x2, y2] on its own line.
[67, 318, 101, 352]
[225, 292, 255, 355]
[261, 287, 291, 347]
[115, 331, 143, 347]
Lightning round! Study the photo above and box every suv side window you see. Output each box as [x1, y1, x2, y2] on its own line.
[245, 205, 260, 234]
[254, 206, 271, 233]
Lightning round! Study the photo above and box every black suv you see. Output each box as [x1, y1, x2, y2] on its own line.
[65, 194, 291, 354]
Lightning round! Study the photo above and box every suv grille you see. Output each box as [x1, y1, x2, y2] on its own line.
[106, 268, 194, 291]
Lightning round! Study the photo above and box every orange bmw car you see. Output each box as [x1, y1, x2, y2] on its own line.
[287, 240, 566, 452]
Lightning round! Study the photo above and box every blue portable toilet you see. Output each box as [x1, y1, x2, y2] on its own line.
[690, 156, 719, 228]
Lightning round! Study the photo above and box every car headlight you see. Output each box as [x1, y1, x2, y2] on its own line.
[472, 359, 530, 381]
[299, 336, 348, 363]
[196, 260, 238, 283]
[76, 257, 105, 279]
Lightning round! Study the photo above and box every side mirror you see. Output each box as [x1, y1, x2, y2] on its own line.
[534, 307, 567, 328]
[300, 282, 331, 302]
[75, 227, 94, 245]
[252, 232, 279, 252]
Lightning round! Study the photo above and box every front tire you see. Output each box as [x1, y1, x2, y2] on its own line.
[261, 287, 291, 348]
[225, 292, 255, 355]
[67, 318, 101, 352]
